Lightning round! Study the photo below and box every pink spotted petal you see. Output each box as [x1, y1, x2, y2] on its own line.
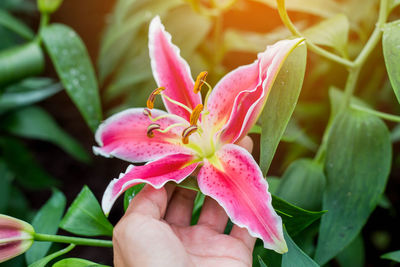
[206, 39, 303, 143]
[102, 153, 199, 215]
[0, 215, 34, 263]
[149, 16, 202, 121]
[197, 144, 287, 253]
[94, 108, 192, 163]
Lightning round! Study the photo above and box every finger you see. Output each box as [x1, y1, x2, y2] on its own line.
[197, 197, 228, 233]
[125, 184, 170, 220]
[236, 135, 253, 153]
[164, 187, 197, 226]
[230, 225, 256, 251]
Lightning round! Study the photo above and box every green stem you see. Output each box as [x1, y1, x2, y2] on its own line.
[34, 233, 113, 248]
[341, 67, 361, 110]
[351, 104, 400, 122]
[276, 0, 354, 68]
[35, 13, 49, 43]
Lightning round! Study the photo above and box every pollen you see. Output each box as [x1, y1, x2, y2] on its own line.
[189, 104, 203, 126]
[182, 125, 198, 144]
[193, 71, 208, 94]
[147, 87, 165, 109]
[143, 108, 152, 117]
[147, 123, 161, 138]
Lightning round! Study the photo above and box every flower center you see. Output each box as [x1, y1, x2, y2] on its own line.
[144, 71, 217, 159]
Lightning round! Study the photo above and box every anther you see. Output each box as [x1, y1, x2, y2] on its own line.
[147, 123, 161, 138]
[143, 108, 152, 117]
[182, 125, 198, 144]
[147, 87, 165, 109]
[189, 104, 203, 126]
[193, 71, 208, 94]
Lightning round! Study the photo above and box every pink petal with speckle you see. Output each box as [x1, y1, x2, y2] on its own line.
[206, 39, 303, 143]
[102, 153, 199, 215]
[149, 16, 202, 121]
[197, 144, 287, 253]
[94, 108, 193, 163]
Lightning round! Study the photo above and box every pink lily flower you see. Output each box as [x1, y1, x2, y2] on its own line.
[94, 16, 303, 253]
[0, 214, 34, 263]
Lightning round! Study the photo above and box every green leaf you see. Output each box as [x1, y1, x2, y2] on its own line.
[303, 14, 349, 57]
[0, 78, 62, 114]
[0, 161, 13, 212]
[383, 20, 400, 105]
[381, 250, 400, 262]
[276, 158, 325, 211]
[60, 186, 113, 237]
[0, 0, 36, 13]
[254, 0, 342, 18]
[26, 189, 66, 265]
[272, 195, 326, 236]
[0, 137, 58, 189]
[1, 106, 90, 163]
[0, 42, 45, 85]
[53, 257, 110, 267]
[260, 43, 307, 174]
[336, 235, 365, 267]
[0, 9, 34, 39]
[123, 183, 145, 211]
[281, 120, 318, 151]
[41, 24, 102, 132]
[281, 230, 319, 267]
[315, 109, 392, 265]
[258, 255, 268, 267]
[29, 244, 75, 267]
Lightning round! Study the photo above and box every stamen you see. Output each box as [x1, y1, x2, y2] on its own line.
[161, 93, 193, 114]
[203, 80, 213, 109]
[147, 123, 161, 138]
[147, 87, 165, 109]
[182, 125, 198, 144]
[190, 104, 204, 126]
[193, 71, 208, 94]
[143, 108, 152, 117]
[155, 123, 187, 134]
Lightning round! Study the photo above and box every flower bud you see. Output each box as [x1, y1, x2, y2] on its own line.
[0, 214, 35, 263]
[37, 0, 63, 14]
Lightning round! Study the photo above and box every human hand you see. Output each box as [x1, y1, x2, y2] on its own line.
[113, 136, 256, 267]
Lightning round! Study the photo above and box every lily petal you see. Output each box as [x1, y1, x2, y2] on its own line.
[94, 108, 192, 163]
[207, 39, 303, 143]
[149, 16, 202, 121]
[102, 153, 199, 215]
[197, 144, 287, 253]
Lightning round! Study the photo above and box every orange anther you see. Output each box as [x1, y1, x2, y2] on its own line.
[189, 104, 203, 126]
[147, 123, 161, 138]
[182, 125, 198, 144]
[193, 71, 208, 94]
[147, 87, 165, 109]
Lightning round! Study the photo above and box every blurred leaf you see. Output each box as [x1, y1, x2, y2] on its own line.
[0, 42, 45, 85]
[6, 186, 32, 221]
[281, 120, 318, 151]
[258, 256, 268, 267]
[123, 183, 145, 212]
[391, 124, 400, 142]
[191, 191, 205, 225]
[389, 0, 400, 12]
[0, 161, 12, 212]
[28, 244, 75, 267]
[98, 0, 182, 82]
[329, 87, 369, 119]
[0, 0, 36, 12]
[383, 20, 400, 105]
[303, 14, 349, 57]
[0, 137, 58, 189]
[276, 158, 325, 211]
[0, 77, 62, 114]
[60, 186, 113, 237]
[381, 250, 400, 262]
[281, 230, 319, 266]
[272, 195, 326, 236]
[0, 9, 34, 40]
[266, 177, 280, 194]
[41, 24, 102, 132]
[26, 189, 66, 265]
[315, 109, 392, 265]
[336, 235, 365, 267]
[1, 106, 90, 162]
[253, 0, 342, 18]
[260, 43, 307, 175]
[53, 258, 110, 267]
